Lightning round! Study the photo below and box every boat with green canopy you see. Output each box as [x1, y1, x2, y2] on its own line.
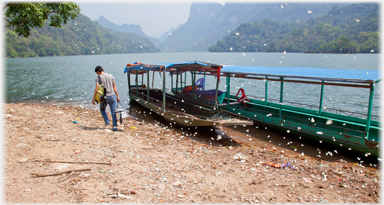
[172, 63, 381, 157]
[124, 61, 253, 127]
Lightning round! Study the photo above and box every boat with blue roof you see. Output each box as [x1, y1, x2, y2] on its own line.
[124, 62, 254, 127]
[124, 61, 380, 157]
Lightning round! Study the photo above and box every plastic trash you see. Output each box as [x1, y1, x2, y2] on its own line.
[303, 177, 313, 183]
[73, 149, 82, 154]
[262, 162, 294, 169]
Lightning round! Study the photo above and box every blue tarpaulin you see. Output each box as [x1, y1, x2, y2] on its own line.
[221, 65, 380, 83]
[124, 61, 221, 73]
[123, 63, 165, 73]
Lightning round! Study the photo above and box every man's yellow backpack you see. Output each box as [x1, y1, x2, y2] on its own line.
[95, 76, 106, 104]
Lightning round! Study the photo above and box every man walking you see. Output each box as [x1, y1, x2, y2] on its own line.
[92, 66, 120, 131]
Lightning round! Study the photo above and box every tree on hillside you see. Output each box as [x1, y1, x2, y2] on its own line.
[318, 36, 359, 53]
[4, 2, 80, 38]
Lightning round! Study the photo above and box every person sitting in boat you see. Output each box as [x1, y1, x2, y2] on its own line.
[142, 84, 146, 88]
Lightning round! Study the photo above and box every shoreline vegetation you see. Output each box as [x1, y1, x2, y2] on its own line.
[5, 14, 160, 58]
[4, 103, 380, 203]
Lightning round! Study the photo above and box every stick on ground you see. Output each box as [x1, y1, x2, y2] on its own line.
[30, 168, 91, 177]
[47, 160, 112, 165]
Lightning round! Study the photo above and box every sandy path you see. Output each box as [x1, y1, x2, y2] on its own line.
[3, 103, 380, 203]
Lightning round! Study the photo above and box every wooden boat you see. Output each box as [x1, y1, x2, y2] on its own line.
[124, 62, 253, 127]
[171, 63, 381, 157]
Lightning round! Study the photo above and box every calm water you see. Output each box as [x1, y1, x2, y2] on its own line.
[5, 52, 381, 117]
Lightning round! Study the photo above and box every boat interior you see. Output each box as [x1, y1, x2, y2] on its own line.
[130, 87, 253, 125]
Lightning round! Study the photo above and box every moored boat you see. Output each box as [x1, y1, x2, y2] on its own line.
[124, 62, 253, 127]
[218, 65, 381, 157]
[169, 63, 381, 157]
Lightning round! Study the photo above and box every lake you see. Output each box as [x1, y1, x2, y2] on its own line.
[5, 52, 381, 117]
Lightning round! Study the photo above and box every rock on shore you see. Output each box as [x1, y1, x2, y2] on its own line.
[3, 103, 380, 203]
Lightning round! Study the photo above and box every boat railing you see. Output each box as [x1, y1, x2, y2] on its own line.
[239, 93, 380, 121]
[322, 107, 380, 121]
[131, 89, 214, 121]
[245, 94, 319, 110]
[235, 105, 367, 138]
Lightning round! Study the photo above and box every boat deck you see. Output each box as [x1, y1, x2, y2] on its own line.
[130, 88, 253, 127]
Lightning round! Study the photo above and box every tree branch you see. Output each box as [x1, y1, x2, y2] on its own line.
[3, 3, 25, 10]
[4, 18, 20, 26]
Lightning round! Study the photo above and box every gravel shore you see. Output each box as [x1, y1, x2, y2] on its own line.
[3, 103, 381, 203]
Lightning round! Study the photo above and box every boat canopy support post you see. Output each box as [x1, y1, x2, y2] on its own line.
[147, 71, 150, 101]
[135, 71, 139, 97]
[184, 72, 187, 87]
[318, 81, 325, 115]
[152, 70, 155, 88]
[226, 74, 230, 108]
[141, 73, 144, 87]
[163, 70, 166, 112]
[265, 76, 268, 105]
[192, 69, 197, 102]
[127, 72, 131, 96]
[279, 77, 284, 119]
[176, 69, 179, 97]
[365, 83, 375, 139]
[171, 75, 173, 92]
[214, 71, 220, 110]
[180, 71, 183, 90]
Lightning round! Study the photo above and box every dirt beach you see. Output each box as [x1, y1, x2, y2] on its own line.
[3, 103, 381, 203]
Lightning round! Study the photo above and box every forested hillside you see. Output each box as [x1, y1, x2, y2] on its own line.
[5, 14, 160, 58]
[209, 3, 379, 53]
[161, 2, 340, 52]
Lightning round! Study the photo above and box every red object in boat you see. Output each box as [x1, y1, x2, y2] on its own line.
[236, 88, 248, 107]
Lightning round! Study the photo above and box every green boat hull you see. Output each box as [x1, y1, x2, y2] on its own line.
[220, 96, 380, 157]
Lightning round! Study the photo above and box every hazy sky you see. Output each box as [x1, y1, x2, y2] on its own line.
[77, 2, 194, 38]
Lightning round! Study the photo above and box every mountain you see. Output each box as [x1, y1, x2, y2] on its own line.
[95, 15, 147, 37]
[208, 3, 379, 53]
[95, 15, 161, 48]
[5, 14, 160, 58]
[158, 23, 184, 43]
[160, 2, 345, 52]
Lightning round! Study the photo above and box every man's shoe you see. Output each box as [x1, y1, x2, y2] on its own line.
[103, 124, 110, 129]
[112, 126, 118, 131]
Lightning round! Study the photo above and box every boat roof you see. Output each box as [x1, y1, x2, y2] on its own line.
[124, 61, 222, 80]
[124, 62, 165, 73]
[124, 61, 380, 84]
[158, 61, 221, 71]
[221, 65, 381, 83]
[124, 61, 221, 73]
